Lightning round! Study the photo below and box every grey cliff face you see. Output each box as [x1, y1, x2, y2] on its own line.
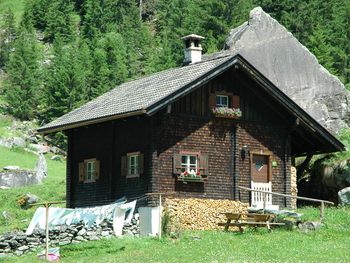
[224, 7, 350, 134]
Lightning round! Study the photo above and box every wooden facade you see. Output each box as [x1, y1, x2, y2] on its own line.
[65, 67, 299, 208]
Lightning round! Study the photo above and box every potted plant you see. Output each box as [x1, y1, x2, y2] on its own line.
[177, 169, 204, 183]
[211, 107, 242, 119]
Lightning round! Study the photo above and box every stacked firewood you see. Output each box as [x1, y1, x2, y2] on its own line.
[291, 166, 298, 208]
[164, 198, 248, 230]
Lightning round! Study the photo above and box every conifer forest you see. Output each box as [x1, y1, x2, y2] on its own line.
[0, 0, 349, 132]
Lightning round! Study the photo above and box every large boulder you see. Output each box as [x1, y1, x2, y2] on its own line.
[0, 169, 38, 189]
[34, 153, 47, 182]
[221, 7, 350, 134]
[338, 187, 350, 205]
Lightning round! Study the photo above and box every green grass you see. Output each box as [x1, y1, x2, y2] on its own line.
[0, 0, 25, 23]
[0, 145, 66, 233]
[3, 206, 350, 262]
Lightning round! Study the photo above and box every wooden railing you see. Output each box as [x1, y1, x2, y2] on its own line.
[238, 186, 334, 222]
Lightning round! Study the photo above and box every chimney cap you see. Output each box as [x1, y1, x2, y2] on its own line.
[181, 34, 205, 41]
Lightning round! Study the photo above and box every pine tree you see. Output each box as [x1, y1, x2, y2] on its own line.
[41, 36, 84, 123]
[3, 27, 42, 120]
[45, 0, 76, 42]
[0, 9, 16, 68]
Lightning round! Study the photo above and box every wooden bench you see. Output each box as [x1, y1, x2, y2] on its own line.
[218, 212, 285, 233]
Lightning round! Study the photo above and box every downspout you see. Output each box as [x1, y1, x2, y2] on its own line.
[232, 125, 239, 200]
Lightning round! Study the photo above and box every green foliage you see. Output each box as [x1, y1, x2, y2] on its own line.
[0, 9, 16, 68]
[0, 0, 25, 23]
[3, 26, 42, 120]
[40, 36, 84, 123]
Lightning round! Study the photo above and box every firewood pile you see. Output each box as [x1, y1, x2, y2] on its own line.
[164, 198, 248, 230]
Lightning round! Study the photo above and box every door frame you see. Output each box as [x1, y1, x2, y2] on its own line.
[249, 150, 272, 183]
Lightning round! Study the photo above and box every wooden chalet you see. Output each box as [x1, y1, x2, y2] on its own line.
[38, 35, 344, 209]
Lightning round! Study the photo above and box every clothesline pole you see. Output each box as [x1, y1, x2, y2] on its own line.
[30, 201, 65, 261]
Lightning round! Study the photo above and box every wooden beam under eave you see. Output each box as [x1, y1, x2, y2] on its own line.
[297, 153, 313, 180]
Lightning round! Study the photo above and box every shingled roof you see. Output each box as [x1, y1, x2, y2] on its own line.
[38, 54, 234, 133]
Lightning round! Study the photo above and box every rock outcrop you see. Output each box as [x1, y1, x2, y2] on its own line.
[213, 7, 350, 134]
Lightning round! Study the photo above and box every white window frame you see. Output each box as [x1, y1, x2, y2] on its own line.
[216, 95, 229, 108]
[127, 152, 140, 178]
[180, 154, 198, 174]
[84, 158, 96, 183]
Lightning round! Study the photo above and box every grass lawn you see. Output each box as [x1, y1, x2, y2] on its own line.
[0, 145, 66, 233]
[3, 206, 350, 262]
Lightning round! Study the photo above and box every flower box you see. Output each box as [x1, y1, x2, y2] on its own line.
[211, 107, 242, 119]
[177, 176, 205, 183]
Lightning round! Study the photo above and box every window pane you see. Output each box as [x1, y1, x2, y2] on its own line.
[181, 156, 187, 164]
[222, 96, 228, 106]
[190, 156, 196, 165]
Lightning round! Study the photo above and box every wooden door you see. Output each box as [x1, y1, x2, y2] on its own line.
[251, 154, 270, 183]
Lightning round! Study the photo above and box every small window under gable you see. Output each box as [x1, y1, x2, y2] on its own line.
[216, 95, 229, 108]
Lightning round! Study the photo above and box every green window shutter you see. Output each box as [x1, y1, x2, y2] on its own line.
[79, 162, 84, 182]
[199, 154, 209, 176]
[173, 153, 181, 175]
[139, 153, 144, 175]
[121, 156, 127, 176]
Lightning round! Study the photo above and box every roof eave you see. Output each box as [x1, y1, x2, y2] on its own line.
[37, 109, 146, 134]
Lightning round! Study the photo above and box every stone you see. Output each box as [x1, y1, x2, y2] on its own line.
[338, 187, 350, 205]
[86, 231, 96, 236]
[74, 236, 85, 242]
[34, 153, 48, 182]
[26, 237, 39, 243]
[29, 143, 50, 154]
[8, 240, 19, 248]
[298, 221, 322, 231]
[20, 194, 39, 208]
[17, 245, 29, 251]
[0, 242, 9, 248]
[14, 235, 27, 241]
[0, 169, 38, 188]
[72, 240, 80, 244]
[15, 250, 23, 256]
[101, 231, 110, 237]
[50, 155, 62, 161]
[220, 7, 350, 134]
[122, 229, 134, 237]
[88, 236, 99, 241]
[13, 137, 26, 148]
[3, 166, 20, 171]
[77, 229, 86, 236]
[59, 233, 68, 239]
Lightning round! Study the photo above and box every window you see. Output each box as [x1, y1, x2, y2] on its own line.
[128, 153, 139, 176]
[216, 95, 229, 108]
[181, 155, 198, 173]
[173, 151, 209, 176]
[121, 152, 144, 178]
[79, 159, 100, 183]
[86, 161, 95, 181]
